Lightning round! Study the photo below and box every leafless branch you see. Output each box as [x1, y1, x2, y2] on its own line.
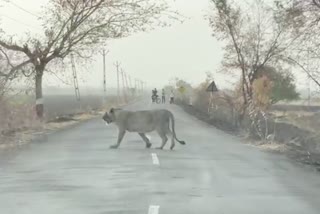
[288, 57, 320, 87]
[0, 40, 33, 58]
[0, 48, 33, 79]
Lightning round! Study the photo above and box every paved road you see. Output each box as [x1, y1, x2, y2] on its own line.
[1, 101, 320, 214]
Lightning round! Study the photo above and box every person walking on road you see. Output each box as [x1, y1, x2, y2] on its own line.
[162, 89, 166, 104]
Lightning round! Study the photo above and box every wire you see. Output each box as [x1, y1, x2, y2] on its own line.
[1, 0, 41, 18]
[0, 14, 42, 30]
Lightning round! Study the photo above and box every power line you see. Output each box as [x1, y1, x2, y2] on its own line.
[0, 14, 42, 30]
[1, 0, 41, 18]
[112, 61, 145, 99]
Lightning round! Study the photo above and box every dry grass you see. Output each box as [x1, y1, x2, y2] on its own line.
[0, 97, 42, 149]
[271, 110, 320, 133]
[243, 139, 289, 153]
[271, 110, 314, 118]
[0, 93, 136, 150]
[257, 142, 289, 153]
[0, 112, 99, 150]
[44, 112, 98, 131]
[0, 98, 42, 134]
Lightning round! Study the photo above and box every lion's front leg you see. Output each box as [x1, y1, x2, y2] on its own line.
[138, 133, 152, 148]
[110, 130, 126, 149]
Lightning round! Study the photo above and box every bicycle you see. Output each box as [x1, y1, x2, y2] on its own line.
[152, 95, 161, 104]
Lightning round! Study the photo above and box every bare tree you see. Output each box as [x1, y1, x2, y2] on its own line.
[208, 0, 299, 105]
[275, 0, 320, 88]
[0, 0, 173, 118]
[209, 0, 298, 104]
[207, 0, 304, 139]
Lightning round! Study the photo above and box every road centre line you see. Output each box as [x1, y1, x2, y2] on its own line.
[151, 153, 160, 165]
[148, 205, 160, 214]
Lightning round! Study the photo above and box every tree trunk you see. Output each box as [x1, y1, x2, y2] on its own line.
[35, 66, 44, 119]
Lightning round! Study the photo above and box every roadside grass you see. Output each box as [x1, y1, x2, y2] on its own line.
[177, 97, 320, 170]
[271, 110, 320, 133]
[0, 94, 136, 149]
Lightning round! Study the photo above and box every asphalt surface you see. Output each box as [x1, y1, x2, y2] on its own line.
[1, 101, 320, 214]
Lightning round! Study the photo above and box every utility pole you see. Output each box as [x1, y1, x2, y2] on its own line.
[120, 68, 127, 102]
[114, 61, 121, 105]
[124, 71, 130, 99]
[135, 79, 138, 95]
[128, 75, 132, 89]
[144, 81, 147, 93]
[71, 54, 81, 110]
[307, 48, 311, 106]
[141, 81, 144, 94]
[128, 75, 133, 97]
[139, 80, 142, 95]
[102, 50, 109, 106]
[141, 81, 144, 95]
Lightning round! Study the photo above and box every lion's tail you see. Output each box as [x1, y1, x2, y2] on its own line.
[169, 111, 186, 145]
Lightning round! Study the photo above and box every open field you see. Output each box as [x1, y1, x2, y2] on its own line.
[271, 104, 320, 113]
[43, 95, 118, 120]
[4, 94, 118, 121]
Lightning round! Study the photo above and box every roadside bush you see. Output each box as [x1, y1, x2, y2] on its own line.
[174, 78, 193, 104]
[193, 81, 210, 113]
[191, 76, 240, 130]
[178, 74, 276, 136]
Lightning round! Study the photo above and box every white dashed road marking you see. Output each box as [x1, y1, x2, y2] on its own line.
[148, 205, 160, 214]
[151, 153, 160, 165]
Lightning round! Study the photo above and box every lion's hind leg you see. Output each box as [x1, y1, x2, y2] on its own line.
[166, 128, 175, 150]
[156, 129, 168, 150]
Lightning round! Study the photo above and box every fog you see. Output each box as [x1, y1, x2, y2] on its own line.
[0, 0, 315, 95]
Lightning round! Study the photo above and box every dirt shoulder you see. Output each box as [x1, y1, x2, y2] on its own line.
[177, 102, 320, 172]
[0, 98, 143, 150]
[0, 111, 101, 150]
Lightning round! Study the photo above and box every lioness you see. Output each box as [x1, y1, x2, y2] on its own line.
[102, 108, 186, 150]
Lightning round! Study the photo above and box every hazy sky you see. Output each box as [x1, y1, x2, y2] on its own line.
[0, 0, 314, 94]
[0, 0, 226, 90]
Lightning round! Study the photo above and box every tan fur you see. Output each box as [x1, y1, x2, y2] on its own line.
[102, 108, 186, 150]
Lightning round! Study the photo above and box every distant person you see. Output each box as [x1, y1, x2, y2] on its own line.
[170, 90, 174, 104]
[152, 88, 158, 103]
[162, 89, 166, 103]
[152, 88, 158, 96]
